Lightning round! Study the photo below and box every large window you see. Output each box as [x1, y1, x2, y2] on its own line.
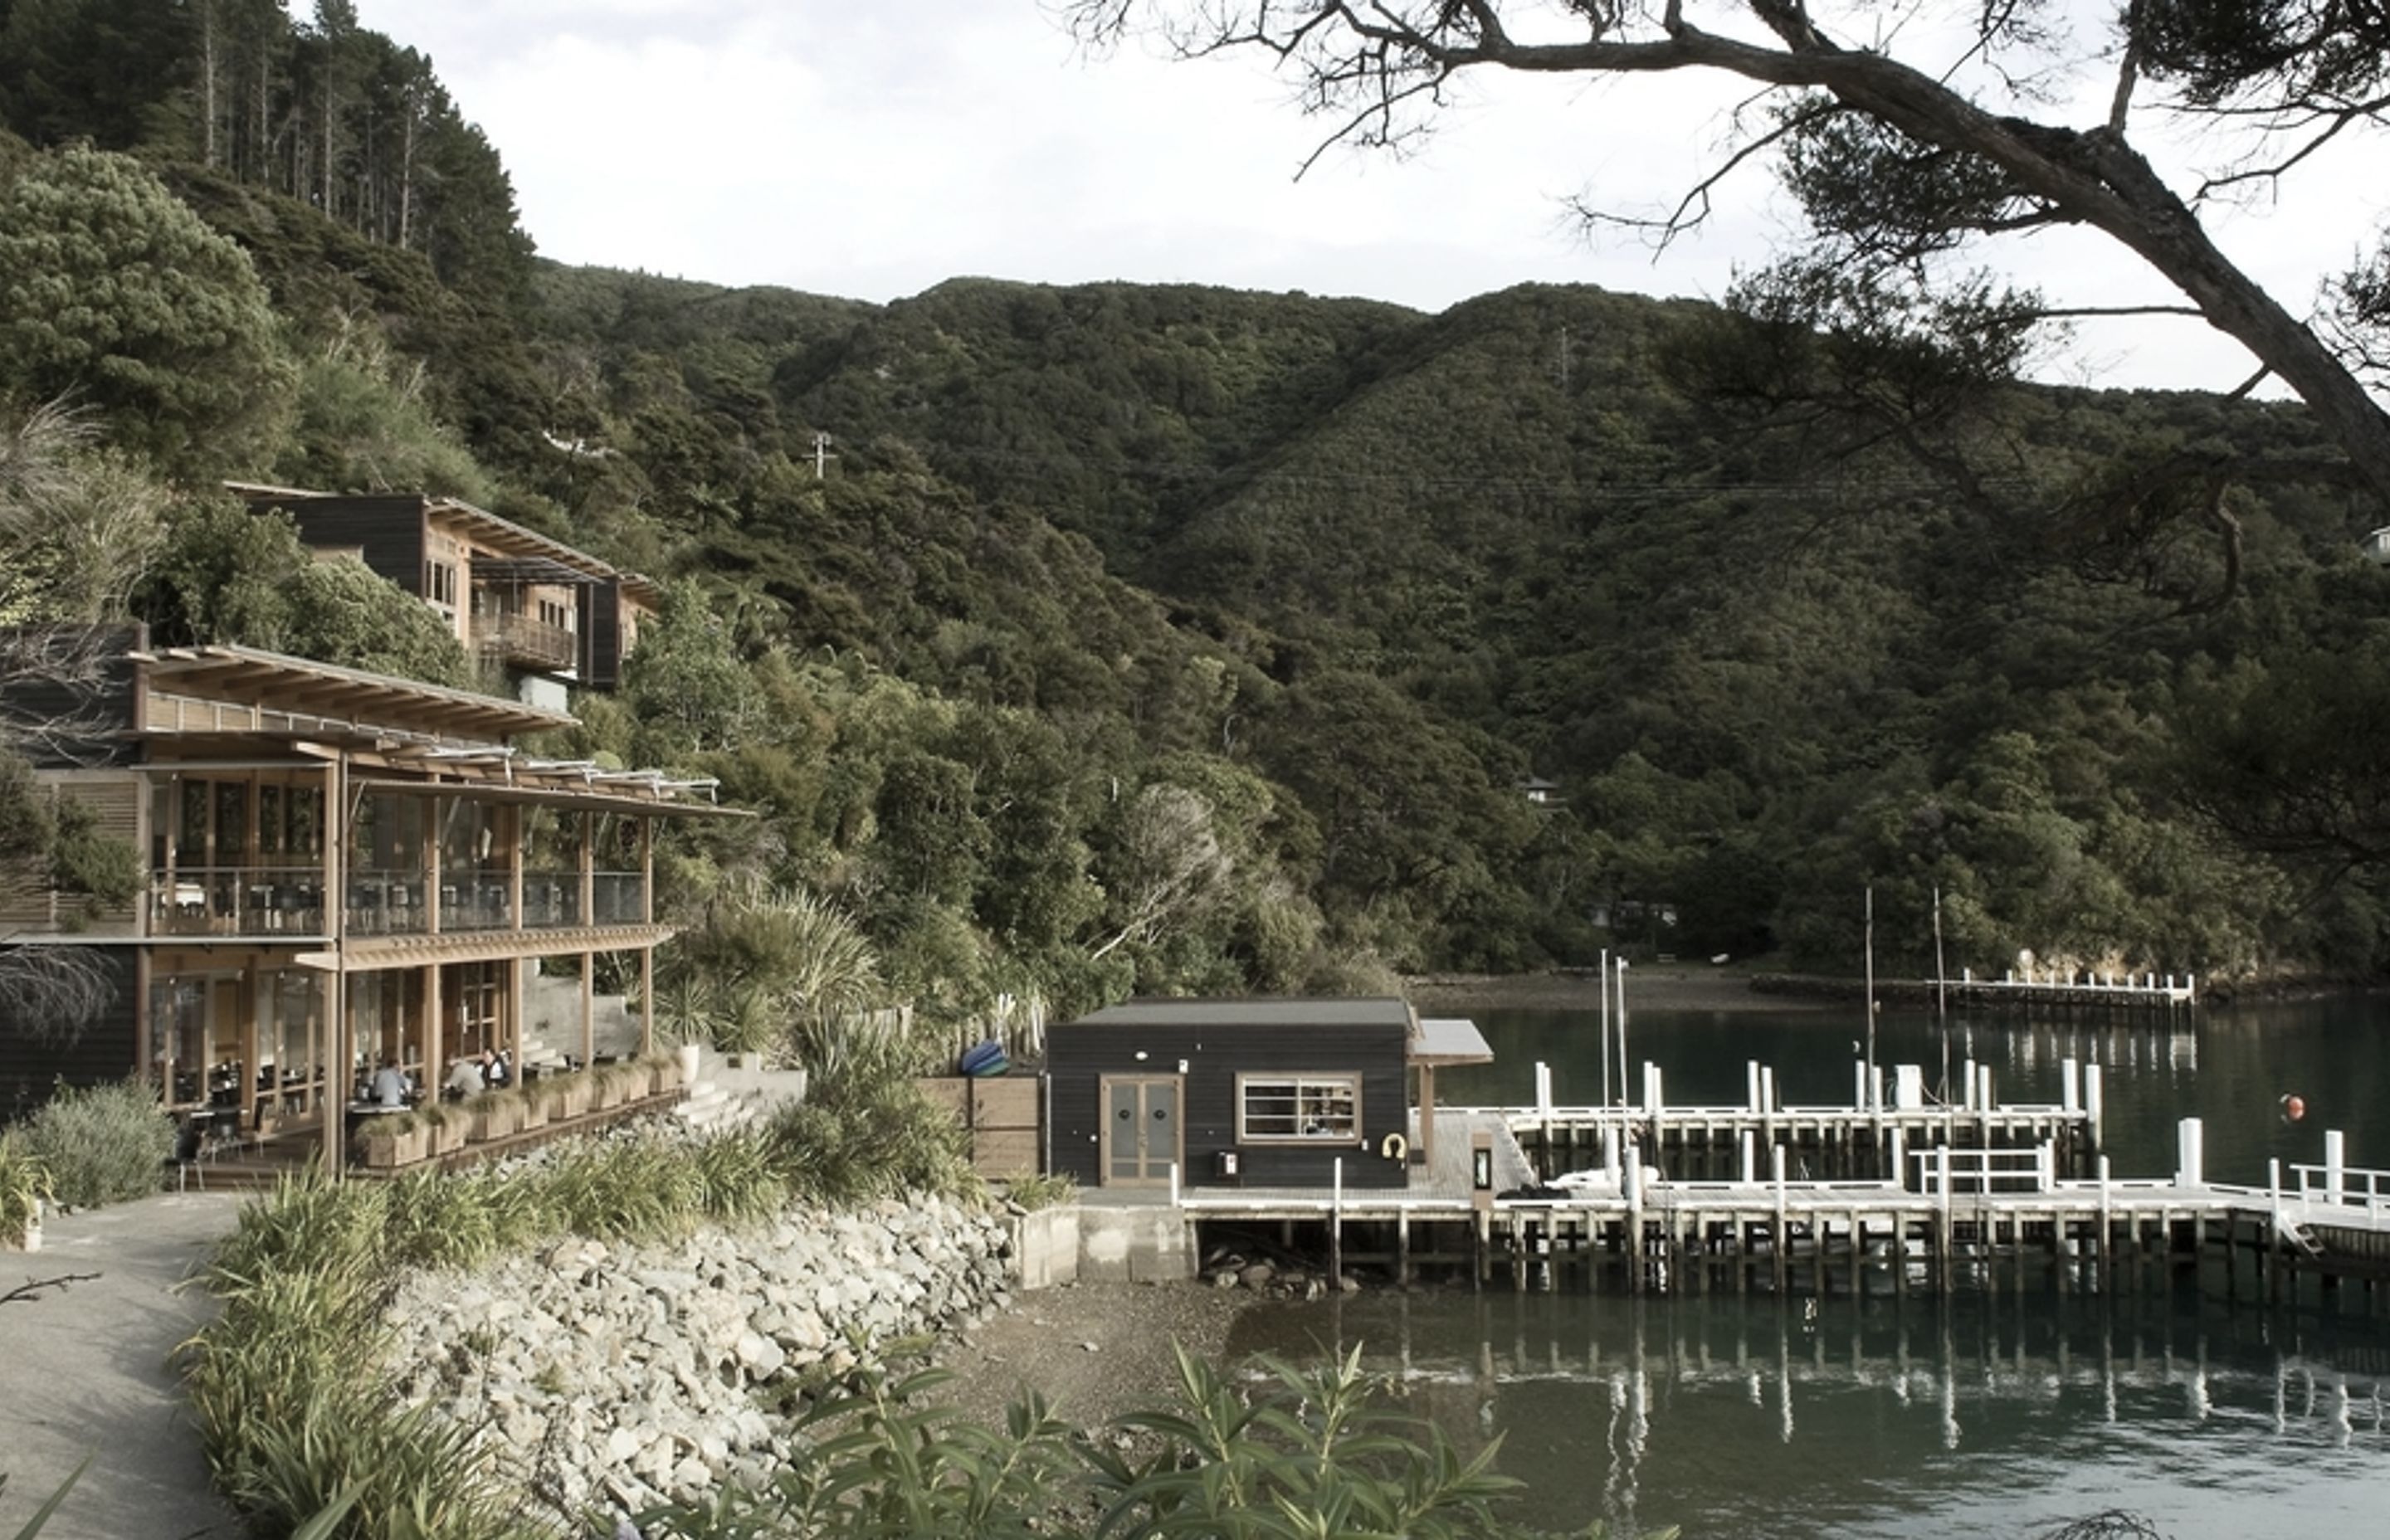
[1237, 1074, 1361, 1143]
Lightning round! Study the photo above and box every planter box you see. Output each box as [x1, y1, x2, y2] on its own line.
[361, 1126, 427, 1169]
[468, 1098, 522, 1143]
[548, 1079, 591, 1122]
[517, 1094, 550, 1133]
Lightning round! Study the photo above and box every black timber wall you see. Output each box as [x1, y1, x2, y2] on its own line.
[270, 496, 429, 596]
[1047, 1020, 1410, 1190]
[586, 582, 627, 690]
[0, 624, 143, 768]
[0, 948, 138, 1119]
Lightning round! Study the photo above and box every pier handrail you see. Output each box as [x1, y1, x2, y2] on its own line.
[2287, 1162, 2390, 1210]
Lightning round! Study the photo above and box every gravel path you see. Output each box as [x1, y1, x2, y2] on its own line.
[0, 1192, 247, 1540]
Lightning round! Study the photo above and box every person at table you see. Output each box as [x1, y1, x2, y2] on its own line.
[368, 1057, 412, 1108]
[480, 1049, 509, 1088]
[444, 1055, 486, 1099]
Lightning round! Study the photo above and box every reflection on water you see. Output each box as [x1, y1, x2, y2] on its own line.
[1227, 1284, 2390, 1539]
[1229, 995, 2390, 1538]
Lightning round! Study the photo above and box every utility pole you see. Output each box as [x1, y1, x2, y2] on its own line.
[811, 431, 838, 480]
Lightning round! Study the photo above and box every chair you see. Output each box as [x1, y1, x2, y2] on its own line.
[164, 1119, 207, 1192]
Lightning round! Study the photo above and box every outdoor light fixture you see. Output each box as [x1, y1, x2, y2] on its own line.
[1472, 1146, 1494, 1191]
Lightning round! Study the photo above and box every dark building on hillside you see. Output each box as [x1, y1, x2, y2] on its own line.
[1044, 997, 1490, 1192]
[227, 485, 661, 709]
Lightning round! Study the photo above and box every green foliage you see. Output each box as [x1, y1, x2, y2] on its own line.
[0, 146, 295, 475]
[0, 1128, 52, 1239]
[13, 1077, 173, 1208]
[763, 1068, 979, 1207]
[139, 495, 477, 686]
[637, 1345, 1595, 1540]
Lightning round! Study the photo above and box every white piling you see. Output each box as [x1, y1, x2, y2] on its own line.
[2085, 1064, 2105, 1143]
[1854, 1060, 1868, 1109]
[1535, 1061, 1554, 1115]
[2062, 1058, 2080, 1115]
[2177, 1118, 2205, 1188]
[1740, 1129, 1756, 1185]
[1977, 1064, 1994, 1111]
[1643, 1062, 1665, 1113]
[1889, 1125, 1906, 1189]
[1761, 1065, 1777, 1113]
[1870, 1065, 1885, 1114]
[2326, 1130, 2346, 1206]
[1748, 1060, 1763, 1112]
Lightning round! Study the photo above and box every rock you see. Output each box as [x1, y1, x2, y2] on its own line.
[1238, 1263, 1275, 1289]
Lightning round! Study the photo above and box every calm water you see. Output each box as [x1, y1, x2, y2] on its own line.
[1226, 993, 2390, 1539]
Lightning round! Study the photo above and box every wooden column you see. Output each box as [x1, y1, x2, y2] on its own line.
[640, 946, 655, 1058]
[424, 963, 444, 1106]
[424, 793, 442, 934]
[581, 950, 596, 1069]
[505, 801, 524, 933]
[324, 756, 348, 1174]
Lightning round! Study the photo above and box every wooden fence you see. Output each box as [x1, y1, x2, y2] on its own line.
[915, 1075, 1041, 1177]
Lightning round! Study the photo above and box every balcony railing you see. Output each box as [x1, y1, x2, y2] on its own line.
[151, 866, 328, 936]
[156, 865, 646, 938]
[471, 612, 578, 672]
[594, 872, 647, 925]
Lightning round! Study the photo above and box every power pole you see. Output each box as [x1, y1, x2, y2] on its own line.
[811, 431, 838, 480]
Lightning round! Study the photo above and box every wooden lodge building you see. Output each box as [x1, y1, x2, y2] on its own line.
[0, 626, 737, 1163]
[228, 485, 662, 709]
[1045, 997, 1493, 1191]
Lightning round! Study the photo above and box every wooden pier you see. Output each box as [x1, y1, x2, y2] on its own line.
[1173, 1058, 2390, 1303]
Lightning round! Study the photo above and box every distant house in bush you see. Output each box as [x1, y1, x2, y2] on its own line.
[1043, 997, 1490, 1192]
[228, 485, 661, 709]
[0, 625, 736, 1162]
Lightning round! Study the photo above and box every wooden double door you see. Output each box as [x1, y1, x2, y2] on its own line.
[1100, 1075, 1183, 1187]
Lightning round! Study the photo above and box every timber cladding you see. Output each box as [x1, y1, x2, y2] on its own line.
[0, 948, 138, 1118]
[0, 772, 144, 935]
[274, 496, 431, 597]
[916, 1075, 1042, 1178]
[1046, 998, 1414, 1192]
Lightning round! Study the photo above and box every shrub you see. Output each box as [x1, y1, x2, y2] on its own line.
[17, 1079, 173, 1207]
[0, 1130, 52, 1240]
[633, 1345, 1584, 1540]
[764, 1070, 978, 1206]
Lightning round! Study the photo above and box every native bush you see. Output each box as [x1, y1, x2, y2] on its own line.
[14, 1078, 173, 1207]
[634, 1345, 1604, 1540]
[0, 1129, 50, 1239]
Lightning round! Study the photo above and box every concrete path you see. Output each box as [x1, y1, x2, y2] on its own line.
[0, 1192, 248, 1540]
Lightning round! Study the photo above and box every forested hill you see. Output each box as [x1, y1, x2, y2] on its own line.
[3, 2, 2388, 1016]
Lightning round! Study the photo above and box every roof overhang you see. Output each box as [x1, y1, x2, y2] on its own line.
[292, 923, 680, 972]
[1408, 1016, 1494, 1068]
[144, 644, 570, 744]
[349, 776, 750, 819]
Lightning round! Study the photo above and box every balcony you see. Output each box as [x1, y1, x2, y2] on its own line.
[151, 866, 329, 937]
[471, 612, 578, 673]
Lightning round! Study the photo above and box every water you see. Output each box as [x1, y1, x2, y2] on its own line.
[1223, 993, 2390, 1538]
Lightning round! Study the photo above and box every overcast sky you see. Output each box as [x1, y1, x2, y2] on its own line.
[350, 1, 2386, 400]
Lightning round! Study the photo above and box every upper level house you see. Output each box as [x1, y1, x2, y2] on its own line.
[228, 485, 661, 709]
[0, 625, 734, 1162]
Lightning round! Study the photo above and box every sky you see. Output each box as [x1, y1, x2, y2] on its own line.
[349, 0, 2388, 402]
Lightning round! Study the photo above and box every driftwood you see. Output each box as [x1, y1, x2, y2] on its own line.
[1, 1271, 100, 1305]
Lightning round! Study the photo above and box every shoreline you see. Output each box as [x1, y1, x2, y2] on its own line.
[1404, 966, 1832, 1015]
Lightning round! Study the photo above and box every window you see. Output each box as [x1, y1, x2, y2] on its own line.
[426, 562, 457, 607]
[1237, 1075, 1360, 1143]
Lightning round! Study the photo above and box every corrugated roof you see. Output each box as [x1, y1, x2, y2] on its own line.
[1066, 997, 1414, 1031]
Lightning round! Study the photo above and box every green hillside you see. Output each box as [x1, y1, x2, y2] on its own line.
[3, 0, 2388, 1015]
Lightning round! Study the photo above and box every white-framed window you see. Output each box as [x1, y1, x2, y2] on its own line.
[1236, 1074, 1361, 1143]
[426, 561, 457, 607]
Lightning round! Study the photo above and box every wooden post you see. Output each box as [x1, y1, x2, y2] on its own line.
[580, 949, 596, 1069]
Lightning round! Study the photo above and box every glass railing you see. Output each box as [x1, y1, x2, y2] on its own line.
[150, 866, 329, 936]
[437, 875, 515, 932]
[521, 870, 582, 928]
[593, 871, 649, 925]
[345, 869, 428, 935]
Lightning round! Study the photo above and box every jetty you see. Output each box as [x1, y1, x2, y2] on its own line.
[1153, 1054, 2390, 1304]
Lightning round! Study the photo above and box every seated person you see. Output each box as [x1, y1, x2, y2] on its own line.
[478, 1049, 506, 1088]
[368, 1058, 412, 1108]
[444, 1055, 487, 1099]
